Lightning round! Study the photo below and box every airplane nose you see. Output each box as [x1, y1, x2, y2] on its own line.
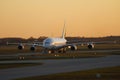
[44, 42, 51, 47]
[43, 38, 53, 48]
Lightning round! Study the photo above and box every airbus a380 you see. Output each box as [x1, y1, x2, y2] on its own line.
[7, 24, 96, 53]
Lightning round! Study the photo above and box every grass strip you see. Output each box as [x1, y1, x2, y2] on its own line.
[0, 63, 43, 69]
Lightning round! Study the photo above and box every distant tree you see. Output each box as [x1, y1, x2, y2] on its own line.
[27, 37, 36, 42]
[38, 36, 47, 41]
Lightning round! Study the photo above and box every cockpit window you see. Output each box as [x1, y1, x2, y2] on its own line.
[43, 38, 53, 46]
[45, 42, 50, 44]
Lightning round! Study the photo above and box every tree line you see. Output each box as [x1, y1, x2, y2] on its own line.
[0, 36, 120, 45]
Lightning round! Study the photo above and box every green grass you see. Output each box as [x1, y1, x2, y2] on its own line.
[14, 66, 120, 80]
[0, 63, 43, 69]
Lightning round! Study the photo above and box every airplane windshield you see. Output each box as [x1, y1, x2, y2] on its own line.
[45, 42, 50, 45]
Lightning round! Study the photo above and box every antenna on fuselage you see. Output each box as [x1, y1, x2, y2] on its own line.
[62, 21, 66, 39]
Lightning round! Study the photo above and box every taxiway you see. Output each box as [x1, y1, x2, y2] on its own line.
[0, 54, 120, 80]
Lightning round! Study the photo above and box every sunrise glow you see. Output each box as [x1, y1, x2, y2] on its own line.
[0, 0, 120, 38]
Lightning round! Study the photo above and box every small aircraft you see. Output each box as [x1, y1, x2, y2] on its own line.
[7, 23, 114, 53]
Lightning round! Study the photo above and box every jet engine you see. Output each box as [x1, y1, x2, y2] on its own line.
[18, 44, 24, 50]
[69, 45, 77, 51]
[30, 46, 36, 51]
[87, 44, 94, 49]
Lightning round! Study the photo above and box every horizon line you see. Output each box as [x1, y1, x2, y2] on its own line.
[0, 35, 120, 39]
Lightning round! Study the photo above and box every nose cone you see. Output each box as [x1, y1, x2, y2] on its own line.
[43, 38, 53, 47]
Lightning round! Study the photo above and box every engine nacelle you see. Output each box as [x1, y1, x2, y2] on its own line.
[18, 44, 24, 50]
[87, 44, 94, 49]
[30, 46, 36, 51]
[69, 45, 77, 51]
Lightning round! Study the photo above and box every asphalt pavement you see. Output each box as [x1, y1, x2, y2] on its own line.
[0, 54, 120, 80]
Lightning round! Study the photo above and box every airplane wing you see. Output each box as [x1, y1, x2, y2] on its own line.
[7, 41, 44, 51]
[67, 40, 116, 45]
[65, 40, 116, 50]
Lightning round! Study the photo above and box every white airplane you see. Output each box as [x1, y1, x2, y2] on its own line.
[7, 23, 103, 53]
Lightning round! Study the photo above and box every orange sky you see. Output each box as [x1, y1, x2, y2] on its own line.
[0, 0, 120, 38]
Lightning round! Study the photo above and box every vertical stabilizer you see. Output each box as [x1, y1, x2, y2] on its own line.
[62, 21, 66, 39]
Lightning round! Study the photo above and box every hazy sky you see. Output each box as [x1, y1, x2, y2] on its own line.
[0, 0, 120, 38]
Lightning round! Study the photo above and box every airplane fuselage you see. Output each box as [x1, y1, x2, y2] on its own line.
[43, 38, 67, 49]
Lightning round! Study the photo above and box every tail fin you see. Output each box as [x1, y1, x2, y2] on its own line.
[61, 21, 66, 39]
